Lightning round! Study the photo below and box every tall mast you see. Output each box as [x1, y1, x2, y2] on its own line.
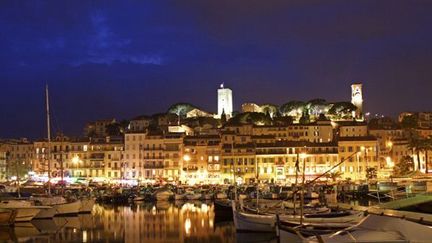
[60, 133, 64, 195]
[46, 84, 52, 195]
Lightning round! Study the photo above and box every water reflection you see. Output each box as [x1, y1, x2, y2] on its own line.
[8, 202, 235, 243]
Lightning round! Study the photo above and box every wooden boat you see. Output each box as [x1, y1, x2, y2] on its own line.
[214, 199, 232, 212]
[232, 201, 363, 233]
[278, 214, 432, 243]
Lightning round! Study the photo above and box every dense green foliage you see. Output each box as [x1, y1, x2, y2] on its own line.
[167, 103, 198, 117]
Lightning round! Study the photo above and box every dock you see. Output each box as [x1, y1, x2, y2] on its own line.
[331, 194, 432, 225]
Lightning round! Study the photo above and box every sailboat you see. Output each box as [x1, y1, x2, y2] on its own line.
[34, 85, 81, 216]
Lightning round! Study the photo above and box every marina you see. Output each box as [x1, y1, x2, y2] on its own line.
[0, 182, 431, 242]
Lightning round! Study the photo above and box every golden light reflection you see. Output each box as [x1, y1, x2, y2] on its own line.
[83, 230, 87, 243]
[38, 202, 232, 243]
[185, 218, 191, 235]
[201, 204, 208, 213]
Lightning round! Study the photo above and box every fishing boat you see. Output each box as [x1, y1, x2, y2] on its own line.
[232, 201, 363, 233]
[214, 199, 232, 211]
[278, 214, 432, 243]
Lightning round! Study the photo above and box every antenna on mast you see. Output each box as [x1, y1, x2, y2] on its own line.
[45, 84, 52, 195]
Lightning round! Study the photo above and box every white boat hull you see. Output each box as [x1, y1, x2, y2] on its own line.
[234, 208, 276, 232]
[233, 202, 275, 232]
[54, 200, 81, 216]
[14, 208, 41, 222]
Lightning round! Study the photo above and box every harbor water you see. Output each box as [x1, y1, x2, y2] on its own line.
[5, 202, 242, 243]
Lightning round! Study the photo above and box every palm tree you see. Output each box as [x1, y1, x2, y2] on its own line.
[408, 136, 423, 171]
[326, 171, 343, 182]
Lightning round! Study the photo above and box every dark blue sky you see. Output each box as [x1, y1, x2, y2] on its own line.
[1, 0, 432, 139]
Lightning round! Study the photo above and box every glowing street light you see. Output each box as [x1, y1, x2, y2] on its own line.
[72, 155, 80, 164]
[386, 141, 393, 148]
[183, 154, 191, 162]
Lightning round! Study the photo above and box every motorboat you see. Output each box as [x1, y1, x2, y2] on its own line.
[0, 200, 42, 222]
[32, 196, 81, 216]
[278, 214, 432, 243]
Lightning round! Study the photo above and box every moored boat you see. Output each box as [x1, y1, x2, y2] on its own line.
[278, 214, 432, 243]
[32, 196, 81, 216]
[0, 200, 45, 222]
[154, 189, 174, 201]
[232, 201, 363, 233]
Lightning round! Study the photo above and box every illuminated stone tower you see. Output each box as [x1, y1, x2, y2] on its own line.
[218, 83, 233, 118]
[351, 83, 363, 119]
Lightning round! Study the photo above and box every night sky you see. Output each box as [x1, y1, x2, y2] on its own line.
[2, 0, 432, 139]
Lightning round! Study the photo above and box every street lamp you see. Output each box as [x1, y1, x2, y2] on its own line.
[72, 155, 81, 177]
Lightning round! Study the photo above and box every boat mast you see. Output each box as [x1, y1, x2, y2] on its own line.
[60, 133, 64, 195]
[293, 153, 299, 215]
[232, 142, 237, 201]
[46, 84, 52, 195]
[255, 144, 259, 211]
[300, 148, 306, 225]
